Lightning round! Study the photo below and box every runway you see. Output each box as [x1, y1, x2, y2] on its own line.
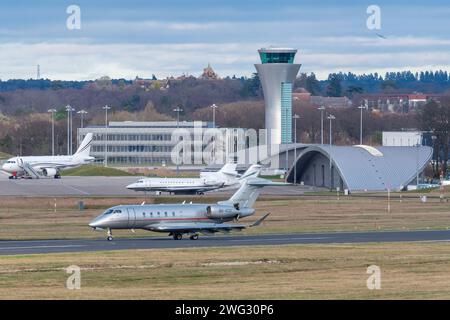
[2, 230, 450, 255]
[0, 175, 307, 197]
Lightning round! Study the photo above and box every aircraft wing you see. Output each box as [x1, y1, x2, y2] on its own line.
[158, 184, 224, 193]
[144, 214, 270, 234]
[146, 222, 247, 233]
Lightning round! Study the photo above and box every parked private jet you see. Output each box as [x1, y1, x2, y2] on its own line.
[1, 133, 95, 179]
[126, 164, 261, 195]
[90, 177, 288, 240]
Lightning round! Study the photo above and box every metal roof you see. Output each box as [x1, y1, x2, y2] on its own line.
[286, 144, 433, 191]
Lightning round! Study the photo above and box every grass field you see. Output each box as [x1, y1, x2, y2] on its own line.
[1, 194, 450, 240]
[62, 165, 134, 176]
[1, 243, 450, 299]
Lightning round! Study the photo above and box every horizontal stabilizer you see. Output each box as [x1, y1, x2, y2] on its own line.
[246, 178, 291, 187]
[249, 213, 270, 227]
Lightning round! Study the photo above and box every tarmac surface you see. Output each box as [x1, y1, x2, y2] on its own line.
[0, 175, 307, 197]
[2, 230, 450, 255]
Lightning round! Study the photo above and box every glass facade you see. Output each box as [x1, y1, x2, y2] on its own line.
[259, 52, 295, 64]
[281, 82, 293, 144]
[78, 122, 247, 166]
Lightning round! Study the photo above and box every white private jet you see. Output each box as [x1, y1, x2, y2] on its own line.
[126, 164, 262, 195]
[1, 133, 95, 179]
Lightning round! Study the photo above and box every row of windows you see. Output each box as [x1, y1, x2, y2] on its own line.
[106, 209, 179, 217]
[141, 211, 176, 217]
[259, 52, 296, 64]
[92, 145, 173, 153]
[108, 156, 172, 164]
[93, 134, 172, 141]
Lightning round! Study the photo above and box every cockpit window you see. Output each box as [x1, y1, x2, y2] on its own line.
[113, 210, 122, 213]
[104, 209, 114, 215]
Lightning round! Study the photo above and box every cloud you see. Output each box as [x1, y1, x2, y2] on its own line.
[1, 36, 450, 81]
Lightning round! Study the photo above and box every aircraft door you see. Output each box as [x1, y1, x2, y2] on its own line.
[127, 207, 136, 228]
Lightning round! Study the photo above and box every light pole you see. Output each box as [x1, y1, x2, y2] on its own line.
[416, 141, 420, 188]
[358, 105, 367, 145]
[48, 109, 56, 156]
[431, 135, 437, 175]
[77, 110, 88, 149]
[102, 105, 111, 167]
[318, 106, 325, 145]
[65, 105, 75, 155]
[293, 114, 300, 185]
[173, 107, 183, 175]
[77, 110, 88, 129]
[327, 114, 336, 190]
[210, 104, 218, 128]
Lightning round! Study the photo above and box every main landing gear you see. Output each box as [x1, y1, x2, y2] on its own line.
[171, 233, 199, 240]
[173, 233, 182, 240]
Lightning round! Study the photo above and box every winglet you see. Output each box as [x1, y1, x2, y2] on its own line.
[249, 213, 270, 227]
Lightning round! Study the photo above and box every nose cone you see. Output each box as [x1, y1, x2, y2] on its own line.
[126, 183, 137, 190]
[1, 163, 7, 171]
[89, 216, 107, 228]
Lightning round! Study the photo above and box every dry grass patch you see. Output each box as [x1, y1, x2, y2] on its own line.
[1, 195, 450, 240]
[1, 243, 450, 299]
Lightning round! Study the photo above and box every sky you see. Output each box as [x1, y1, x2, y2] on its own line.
[0, 0, 449, 80]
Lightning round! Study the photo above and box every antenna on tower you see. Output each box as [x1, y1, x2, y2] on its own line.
[37, 64, 41, 79]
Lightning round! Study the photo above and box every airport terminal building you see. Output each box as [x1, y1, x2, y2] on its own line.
[78, 121, 247, 166]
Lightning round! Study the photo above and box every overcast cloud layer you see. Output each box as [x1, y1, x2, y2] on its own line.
[0, 0, 449, 80]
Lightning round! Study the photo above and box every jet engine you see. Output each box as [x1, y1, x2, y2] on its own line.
[42, 168, 58, 177]
[206, 205, 239, 219]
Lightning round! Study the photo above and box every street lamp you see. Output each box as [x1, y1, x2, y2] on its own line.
[318, 106, 325, 145]
[65, 105, 75, 155]
[358, 105, 368, 145]
[292, 114, 301, 185]
[210, 104, 218, 128]
[77, 109, 88, 129]
[47, 109, 56, 156]
[327, 114, 336, 190]
[102, 105, 111, 167]
[416, 141, 420, 188]
[431, 135, 437, 174]
[173, 107, 183, 175]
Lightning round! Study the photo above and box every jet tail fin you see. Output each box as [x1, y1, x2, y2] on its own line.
[218, 163, 238, 176]
[238, 164, 262, 181]
[74, 133, 93, 158]
[219, 178, 290, 209]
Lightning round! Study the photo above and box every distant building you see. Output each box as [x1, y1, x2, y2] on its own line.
[355, 93, 443, 113]
[200, 63, 219, 80]
[292, 88, 311, 102]
[292, 89, 352, 108]
[382, 131, 423, 146]
[78, 121, 246, 166]
[309, 96, 352, 108]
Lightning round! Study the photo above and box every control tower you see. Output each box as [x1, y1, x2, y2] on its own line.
[255, 47, 301, 144]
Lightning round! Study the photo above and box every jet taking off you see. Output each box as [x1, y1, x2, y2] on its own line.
[1, 133, 95, 179]
[90, 177, 288, 241]
[126, 164, 261, 195]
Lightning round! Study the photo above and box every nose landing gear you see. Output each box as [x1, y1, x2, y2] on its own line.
[107, 229, 113, 241]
